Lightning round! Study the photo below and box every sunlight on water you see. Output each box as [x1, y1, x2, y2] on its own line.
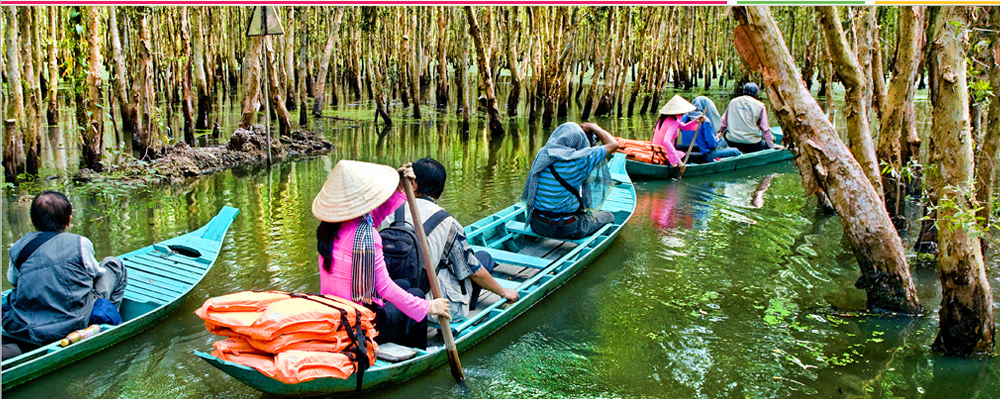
[3, 84, 999, 398]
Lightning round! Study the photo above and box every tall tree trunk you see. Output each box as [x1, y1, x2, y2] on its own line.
[818, 6, 883, 198]
[4, 6, 25, 183]
[19, 6, 40, 176]
[297, 15, 309, 127]
[464, 6, 503, 135]
[871, 18, 887, 121]
[108, 7, 137, 138]
[75, 6, 103, 171]
[45, 6, 59, 126]
[877, 6, 925, 225]
[133, 12, 156, 159]
[368, 34, 392, 127]
[192, 6, 212, 129]
[407, 13, 421, 120]
[732, 6, 922, 314]
[239, 37, 264, 129]
[263, 37, 292, 138]
[313, 7, 343, 118]
[282, 6, 296, 111]
[180, 6, 196, 145]
[435, 7, 450, 108]
[927, 6, 993, 355]
[504, 6, 522, 117]
[976, 52, 1000, 239]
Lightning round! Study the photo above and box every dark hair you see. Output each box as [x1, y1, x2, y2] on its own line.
[412, 158, 447, 199]
[743, 82, 760, 99]
[31, 191, 72, 232]
[656, 115, 670, 130]
[316, 221, 340, 273]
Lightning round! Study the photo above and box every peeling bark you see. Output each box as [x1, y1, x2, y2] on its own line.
[927, 6, 993, 355]
[818, 6, 883, 198]
[733, 6, 922, 314]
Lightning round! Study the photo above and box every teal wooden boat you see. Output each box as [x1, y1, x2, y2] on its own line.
[625, 127, 793, 180]
[196, 153, 636, 396]
[1, 206, 240, 390]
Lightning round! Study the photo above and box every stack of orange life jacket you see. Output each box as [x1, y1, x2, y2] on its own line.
[196, 291, 378, 389]
[614, 137, 672, 165]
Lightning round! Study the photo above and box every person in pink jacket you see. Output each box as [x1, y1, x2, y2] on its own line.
[651, 95, 706, 175]
[312, 160, 451, 349]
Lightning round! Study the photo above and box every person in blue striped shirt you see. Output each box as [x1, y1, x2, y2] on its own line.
[521, 122, 619, 240]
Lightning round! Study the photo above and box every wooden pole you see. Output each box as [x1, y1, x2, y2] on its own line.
[262, 7, 272, 167]
[402, 176, 464, 383]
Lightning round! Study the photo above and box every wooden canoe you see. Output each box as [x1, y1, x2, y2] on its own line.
[624, 127, 793, 180]
[1, 206, 240, 390]
[195, 153, 637, 396]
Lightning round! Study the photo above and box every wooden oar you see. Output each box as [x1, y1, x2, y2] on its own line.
[402, 176, 465, 383]
[677, 118, 701, 178]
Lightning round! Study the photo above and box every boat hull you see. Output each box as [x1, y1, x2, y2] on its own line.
[197, 154, 637, 395]
[1, 206, 239, 390]
[625, 127, 793, 180]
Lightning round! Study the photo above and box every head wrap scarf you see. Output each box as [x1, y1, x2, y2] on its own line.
[684, 96, 723, 134]
[520, 122, 612, 217]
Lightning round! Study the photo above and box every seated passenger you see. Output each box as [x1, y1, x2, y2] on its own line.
[2, 191, 128, 355]
[651, 95, 707, 174]
[678, 96, 741, 163]
[312, 160, 450, 350]
[381, 158, 518, 322]
[720, 83, 784, 154]
[522, 122, 618, 240]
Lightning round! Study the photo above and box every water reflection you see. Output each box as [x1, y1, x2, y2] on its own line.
[5, 85, 1000, 399]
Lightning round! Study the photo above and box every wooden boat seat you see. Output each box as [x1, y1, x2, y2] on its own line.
[469, 245, 553, 268]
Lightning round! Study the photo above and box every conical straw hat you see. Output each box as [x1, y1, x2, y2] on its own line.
[312, 160, 399, 223]
[658, 95, 697, 116]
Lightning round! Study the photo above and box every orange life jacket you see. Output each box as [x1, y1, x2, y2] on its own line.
[199, 291, 378, 388]
[614, 137, 671, 165]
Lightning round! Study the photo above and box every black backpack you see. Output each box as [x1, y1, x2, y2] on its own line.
[380, 206, 450, 294]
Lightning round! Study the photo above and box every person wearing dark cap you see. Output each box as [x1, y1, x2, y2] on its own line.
[719, 83, 784, 154]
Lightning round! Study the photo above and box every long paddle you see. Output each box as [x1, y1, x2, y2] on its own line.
[402, 176, 465, 383]
[677, 117, 701, 178]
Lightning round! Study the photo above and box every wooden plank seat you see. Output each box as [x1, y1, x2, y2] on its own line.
[470, 245, 553, 269]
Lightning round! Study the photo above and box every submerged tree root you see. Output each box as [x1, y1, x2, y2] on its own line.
[73, 124, 333, 185]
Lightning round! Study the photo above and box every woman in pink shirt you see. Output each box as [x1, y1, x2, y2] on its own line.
[651, 95, 705, 175]
[312, 160, 450, 349]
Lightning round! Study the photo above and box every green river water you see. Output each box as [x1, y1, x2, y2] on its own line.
[2, 84, 998, 398]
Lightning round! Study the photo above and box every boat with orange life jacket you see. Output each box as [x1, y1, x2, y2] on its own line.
[195, 153, 637, 395]
[618, 126, 793, 180]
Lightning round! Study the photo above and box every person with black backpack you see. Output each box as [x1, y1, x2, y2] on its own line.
[381, 158, 518, 323]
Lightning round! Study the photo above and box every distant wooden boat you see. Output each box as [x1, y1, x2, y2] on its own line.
[625, 127, 793, 180]
[1, 206, 240, 390]
[196, 153, 637, 396]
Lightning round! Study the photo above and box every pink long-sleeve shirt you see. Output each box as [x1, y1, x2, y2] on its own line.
[651, 116, 701, 166]
[318, 190, 429, 322]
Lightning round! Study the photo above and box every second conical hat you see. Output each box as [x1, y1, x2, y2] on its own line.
[658, 95, 697, 116]
[312, 160, 399, 223]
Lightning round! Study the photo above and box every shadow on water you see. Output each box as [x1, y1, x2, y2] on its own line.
[4, 83, 1000, 398]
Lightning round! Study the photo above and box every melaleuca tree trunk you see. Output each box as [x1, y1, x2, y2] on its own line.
[732, 6, 922, 314]
[817, 6, 883, 198]
[877, 6, 926, 224]
[927, 6, 993, 355]
[464, 6, 503, 135]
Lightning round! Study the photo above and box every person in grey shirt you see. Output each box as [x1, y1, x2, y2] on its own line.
[2, 191, 127, 359]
